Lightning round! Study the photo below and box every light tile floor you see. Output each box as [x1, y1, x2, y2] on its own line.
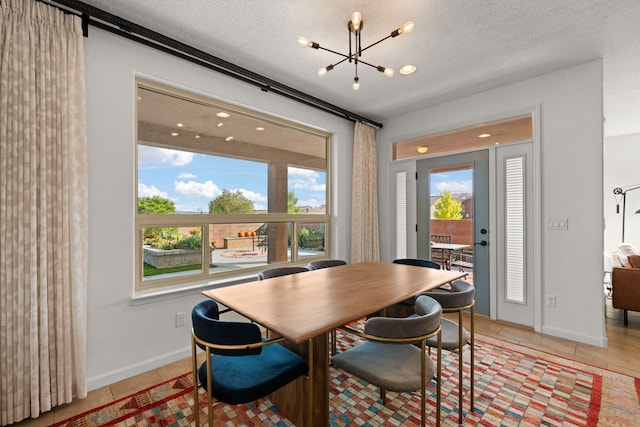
[12, 298, 640, 427]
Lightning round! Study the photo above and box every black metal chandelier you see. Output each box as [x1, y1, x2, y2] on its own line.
[298, 11, 414, 90]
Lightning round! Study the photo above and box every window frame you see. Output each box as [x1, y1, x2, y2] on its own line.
[134, 79, 332, 292]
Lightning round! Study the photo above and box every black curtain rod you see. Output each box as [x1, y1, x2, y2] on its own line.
[38, 0, 383, 128]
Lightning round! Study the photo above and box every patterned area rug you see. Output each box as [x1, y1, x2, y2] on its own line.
[49, 333, 640, 427]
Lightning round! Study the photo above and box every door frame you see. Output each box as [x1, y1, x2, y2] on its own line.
[387, 106, 542, 332]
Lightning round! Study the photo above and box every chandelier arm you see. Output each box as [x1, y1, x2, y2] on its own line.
[359, 34, 393, 54]
[354, 58, 385, 71]
[316, 45, 351, 60]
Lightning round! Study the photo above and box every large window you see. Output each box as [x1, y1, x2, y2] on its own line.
[135, 80, 330, 292]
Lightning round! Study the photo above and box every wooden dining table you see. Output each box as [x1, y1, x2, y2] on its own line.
[202, 261, 467, 426]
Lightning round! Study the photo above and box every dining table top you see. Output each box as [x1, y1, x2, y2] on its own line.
[202, 261, 467, 344]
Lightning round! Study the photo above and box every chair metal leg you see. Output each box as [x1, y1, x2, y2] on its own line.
[192, 336, 200, 427]
[436, 332, 442, 427]
[331, 329, 337, 355]
[420, 340, 426, 427]
[380, 388, 387, 404]
[470, 304, 475, 407]
[457, 309, 464, 424]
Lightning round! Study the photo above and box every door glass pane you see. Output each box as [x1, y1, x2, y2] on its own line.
[429, 165, 474, 278]
[505, 156, 525, 303]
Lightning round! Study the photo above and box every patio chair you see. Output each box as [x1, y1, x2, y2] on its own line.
[430, 235, 452, 267]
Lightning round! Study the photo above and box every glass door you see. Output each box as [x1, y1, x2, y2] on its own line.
[417, 151, 490, 316]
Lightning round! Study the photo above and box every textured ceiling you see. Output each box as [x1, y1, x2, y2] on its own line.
[79, 0, 640, 137]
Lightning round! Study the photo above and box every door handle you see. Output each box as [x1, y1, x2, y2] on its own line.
[474, 240, 488, 246]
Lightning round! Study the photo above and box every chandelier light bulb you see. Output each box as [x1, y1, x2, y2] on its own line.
[298, 36, 319, 49]
[384, 67, 394, 77]
[353, 77, 360, 90]
[350, 11, 362, 31]
[297, 36, 310, 47]
[317, 64, 334, 76]
[398, 21, 415, 35]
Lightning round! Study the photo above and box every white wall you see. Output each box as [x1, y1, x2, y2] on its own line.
[378, 61, 606, 346]
[85, 28, 354, 390]
[604, 133, 640, 251]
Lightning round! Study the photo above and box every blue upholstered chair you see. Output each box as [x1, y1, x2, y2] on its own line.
[257, 266, 308, 280]
[306, 259, 347, 270]
[191, 300, 309, 427]
[332, 295, 443, 427]
[421, 280, 475, 423]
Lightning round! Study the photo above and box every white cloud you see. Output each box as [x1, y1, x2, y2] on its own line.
[298, 197, 323, 207]
[138, 182, 171, 199]
[288, 167, 326, 192]
[233, 188, 267, 204]
[177, 172, 197, 179]
[138, 145, 195, 167]
[174, 180, 222, 199]
[435, 180, 473, 194]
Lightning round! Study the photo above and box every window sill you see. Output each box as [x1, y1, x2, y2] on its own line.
[131, 273, 258, 305]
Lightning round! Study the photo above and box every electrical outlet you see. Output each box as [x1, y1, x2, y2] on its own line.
[175, 312, 185, 327]
[545, 296, 556, 308]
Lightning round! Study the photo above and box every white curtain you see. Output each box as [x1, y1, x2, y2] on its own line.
[350, 122, 380, 262]
[0, 0, 88, 424]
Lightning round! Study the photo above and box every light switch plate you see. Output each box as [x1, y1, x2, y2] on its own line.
[547, 217, 568, 230]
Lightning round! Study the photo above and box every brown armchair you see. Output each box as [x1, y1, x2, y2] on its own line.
[611, 244, 640, 326]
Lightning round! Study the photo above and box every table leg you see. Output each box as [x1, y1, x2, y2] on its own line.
[271, 333, 329, 426]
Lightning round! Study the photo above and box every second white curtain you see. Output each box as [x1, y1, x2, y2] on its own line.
[350, 122, 380, 262]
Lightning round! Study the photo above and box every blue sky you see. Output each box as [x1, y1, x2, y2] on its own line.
[137, 145, 326, 212]
[430, 169, 473, 195]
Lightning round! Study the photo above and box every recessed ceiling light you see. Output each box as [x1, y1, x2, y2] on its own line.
[216, 112, 230, 118]
[195, 134, 201, 139]
[417, 146, 428, 153]
[225, 136, 234, 141]
[255, 127, 265, 131]
[171, 132, 179, 136]
[217, 122, 224, 127]
[478, 133, 491, 138]
[399, 65, 416, 75]
[176, 123, 185, 128]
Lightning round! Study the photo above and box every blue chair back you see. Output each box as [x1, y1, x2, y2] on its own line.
[192, 300, 262, 356]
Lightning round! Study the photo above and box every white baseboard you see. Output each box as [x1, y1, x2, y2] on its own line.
[87, 346, 191, 391]
[541, 325, 608, 348]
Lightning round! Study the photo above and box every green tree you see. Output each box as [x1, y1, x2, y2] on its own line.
[288, 191, 303, 213]
[138, 196, 177, 239]
[433, 190, 463, 219]
[138, 196, 175, 214]
[209, 189, 254, 213]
